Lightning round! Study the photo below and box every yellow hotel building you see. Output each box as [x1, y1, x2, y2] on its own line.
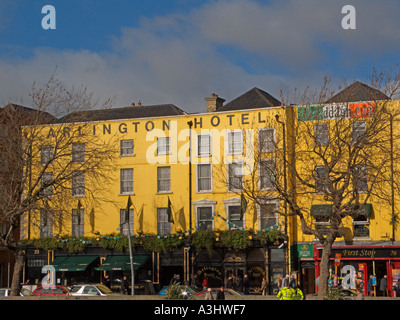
[20, 83, 400, 296]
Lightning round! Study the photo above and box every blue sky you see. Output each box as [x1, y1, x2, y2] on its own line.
[0, 0, 399, 113]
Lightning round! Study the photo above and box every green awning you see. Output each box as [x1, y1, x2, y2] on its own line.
[310, 203, 372, 217]
[95, 255, 149, 271]
[310, 204, 332, 216]
[51, 256, 98, 272]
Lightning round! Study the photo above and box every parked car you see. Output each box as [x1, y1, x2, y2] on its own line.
[158, 285, 198, 298]
[196, 288, 243, 297]
[33, 285, 69, 296]
[0, 288, 34, 297]
[67, 284, 116, 296]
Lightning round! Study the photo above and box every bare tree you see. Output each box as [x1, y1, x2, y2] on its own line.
[0, 74, 118, 295]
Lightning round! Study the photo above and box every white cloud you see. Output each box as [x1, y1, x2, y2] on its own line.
[0, 0, 399, 113]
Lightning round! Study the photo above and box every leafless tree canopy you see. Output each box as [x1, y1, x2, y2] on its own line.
[0, 74, 118, 295]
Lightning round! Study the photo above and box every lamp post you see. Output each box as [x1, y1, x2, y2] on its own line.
[275, 114, 289, 276]
[187, 120, 193, 233]
[118, 221, 135, 295]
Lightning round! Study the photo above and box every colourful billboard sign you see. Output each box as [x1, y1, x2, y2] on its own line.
[297, 102, 375, 121]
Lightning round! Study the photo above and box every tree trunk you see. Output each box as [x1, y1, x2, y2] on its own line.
[10, 249, 25, 296]
[318, 241, 333, 297]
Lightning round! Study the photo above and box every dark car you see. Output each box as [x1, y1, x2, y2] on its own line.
[33, 285, 69, 296]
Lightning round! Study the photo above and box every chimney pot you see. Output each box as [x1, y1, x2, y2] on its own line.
[205, 93, 225, 113]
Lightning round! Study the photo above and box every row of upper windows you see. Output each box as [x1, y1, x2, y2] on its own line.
[120, 161, 276, 195]
[119, 129, 277, 157]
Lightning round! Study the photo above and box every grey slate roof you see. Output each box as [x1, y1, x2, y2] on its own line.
[3, 103, 57, 123]
[217, 87, 281, 111]
[325, 81, 389, 103]
[58, 104, 187, 123]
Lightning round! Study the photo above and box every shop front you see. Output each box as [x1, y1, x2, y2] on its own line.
[314, 245, 400, 297]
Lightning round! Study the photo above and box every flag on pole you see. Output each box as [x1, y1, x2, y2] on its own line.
[240, 193, 248, 220]
[125, 195, 132, 221]
[137, 204, 144, 234]
[167, 196, 174, 223]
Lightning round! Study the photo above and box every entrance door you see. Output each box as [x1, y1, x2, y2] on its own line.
[224, 265, 245, 291]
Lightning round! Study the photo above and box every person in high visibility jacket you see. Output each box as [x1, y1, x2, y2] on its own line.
[292, 286, 304, 300]
[277, 286, 293, 300]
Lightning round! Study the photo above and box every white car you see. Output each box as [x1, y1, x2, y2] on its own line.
[0, 288, 34, 297]
[67, 284, 114, 296]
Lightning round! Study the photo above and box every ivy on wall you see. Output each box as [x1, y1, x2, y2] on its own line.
[24, 212, 282, 254]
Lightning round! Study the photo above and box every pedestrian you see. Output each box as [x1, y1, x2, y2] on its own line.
[202, 277, 209, 291]
[236, 275, 243, 293]
[367, 275, 374, 296]
[282, 275, 289, 288]
[103, 274, 111, 288]
[277, 285, 293, 300]
[243, 274, 250, 295]
[121, 275, 129, 295]
[380, 275, 388, 296]
[292, 286, 304, 300]
[226, 275, 233, 289]
[216, 286, 225, 300]
[194, 274, 202, 291]
[261, 277, 268, 295]
[289, 274, 296, 289]
[205, 287, 213, 300]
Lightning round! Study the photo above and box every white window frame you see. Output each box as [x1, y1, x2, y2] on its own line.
[196, 163, 212, 193]
[259, 158, 276, 190]
[157, 137, 171, 155]
[352, 215, 370, 239]
[223, 197, 244, 230]
[258, 128, 276, 153]
[157, 208, 172, 235]
[353, 165, 368, 193]
[227, 130, 243, 155]
[72, 208, 84, 237]
[72, 170, 85, 197]
[157, 166, 171, 193]
[41, 145, 54, 165]
[120, 168, 134, 194]
[227, 161, 244, 192]
[120, 139, 134, 156]
[41, 172, 54, 197]
[315, 166, 328, 193]
[257, 198, 279, 231]
[193, 199, 217, 231]
[120, 208, 134, 235]
[352, 121, 366, 143]
[40, 208, 53, 238]
[314, 123, 329, 147]
[72, 143, 85, 163]
[197, 133, 212, 157]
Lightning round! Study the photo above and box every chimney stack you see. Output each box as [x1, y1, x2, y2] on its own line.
[205, 93, 225, 113]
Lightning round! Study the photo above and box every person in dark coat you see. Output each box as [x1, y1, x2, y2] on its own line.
[121, 275, 129, 295]
[103, 274, 111, 289]
[216, 286, 225, 300]
[236, 276, 243, 293]
[243, 274, 250, 295]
